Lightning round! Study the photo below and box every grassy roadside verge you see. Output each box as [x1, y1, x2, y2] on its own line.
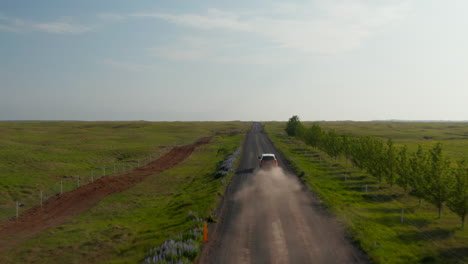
[264, 124, 467, 264]
[0, 131, 246, 263]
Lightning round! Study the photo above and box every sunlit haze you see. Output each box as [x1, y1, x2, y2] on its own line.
[1, 0, 467, 121]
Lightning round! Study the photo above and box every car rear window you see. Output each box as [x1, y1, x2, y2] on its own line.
[262, 156, 275, 161]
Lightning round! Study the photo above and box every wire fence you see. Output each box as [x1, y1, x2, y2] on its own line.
[0, 151, 165, 222]
[0, 135, 204, 223]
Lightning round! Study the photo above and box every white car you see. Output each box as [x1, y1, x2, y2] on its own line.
[258, 153, 278, 168]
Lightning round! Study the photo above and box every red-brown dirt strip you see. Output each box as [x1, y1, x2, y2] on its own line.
[0, 136, 212, 253]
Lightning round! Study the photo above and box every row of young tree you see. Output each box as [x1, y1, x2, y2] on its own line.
[285, 115, 468, 228]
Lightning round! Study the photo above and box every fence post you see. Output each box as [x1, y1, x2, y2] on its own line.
[203, 221, 209, 242]
[16, 201, 19, 219]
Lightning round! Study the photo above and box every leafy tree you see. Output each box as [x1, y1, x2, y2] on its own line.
[341, 134, 352, 166]
[396, 145, 411, 192]
[320, 131, 331, 157]
[409, 145, 428, 206]
[305, 123, 322, 149]
[285, 115, 301, 136]
[349, 137, 368, 169]
[364, 137, 386, 183]
[447, 160, 468, 228]
[382, 138, 397, 186]
[321, 130, 343, 161]
[424, 143, 452, 218]
[332, 132, 344, 160]
[295, 122, 307, 140]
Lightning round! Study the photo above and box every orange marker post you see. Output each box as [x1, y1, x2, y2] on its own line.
[203, 221, 209, 242]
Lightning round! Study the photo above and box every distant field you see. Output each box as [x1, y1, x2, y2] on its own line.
[0, 121, 250, 221]
[267, 121, 468, 159]
[312, 121, 468, 158]
[265, 121, 468, 264]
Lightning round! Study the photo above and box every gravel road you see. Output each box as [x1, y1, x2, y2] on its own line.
[199, 123, 368, 264]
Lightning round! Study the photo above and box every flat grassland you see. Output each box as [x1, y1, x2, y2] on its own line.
[0, 121, 248, 220]
[265, 121, 467, 264]
[307, 121, 468, 159]
[0, 121, 249, 263]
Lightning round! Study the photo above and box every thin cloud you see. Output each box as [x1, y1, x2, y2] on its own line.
[0, 15, 24, 32]
[0, 24, 18, 32]
[33, 22, 91, 34]
[151, 46, 207, 61]
[150, 36, 299, 65]
[130, 9, 250, 31]
[0, 15, 91, 34]
[139, 0, 411, 55]
[97, 13, 126, 22]
[101, 59, 156, 71]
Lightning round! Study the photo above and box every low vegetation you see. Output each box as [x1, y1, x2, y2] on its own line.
[265, 119, 467, 264]
[0, 121, 247, 221]
[0, 122, 248, 263]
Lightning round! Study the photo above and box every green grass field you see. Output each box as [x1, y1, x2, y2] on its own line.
[265, 121, 467, 264]
[0, 123, 247, 263]
[0, 121, 249, 221]
[302, 121, 468, 159]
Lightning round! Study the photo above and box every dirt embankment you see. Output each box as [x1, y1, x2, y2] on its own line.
[0, 136, 211, 253]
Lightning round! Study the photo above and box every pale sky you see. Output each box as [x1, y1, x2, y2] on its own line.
[1, 0, 467, 121]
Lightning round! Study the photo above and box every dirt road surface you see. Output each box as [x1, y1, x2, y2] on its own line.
[199, 123, 368, 264]
[0, 136, 211, 253]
